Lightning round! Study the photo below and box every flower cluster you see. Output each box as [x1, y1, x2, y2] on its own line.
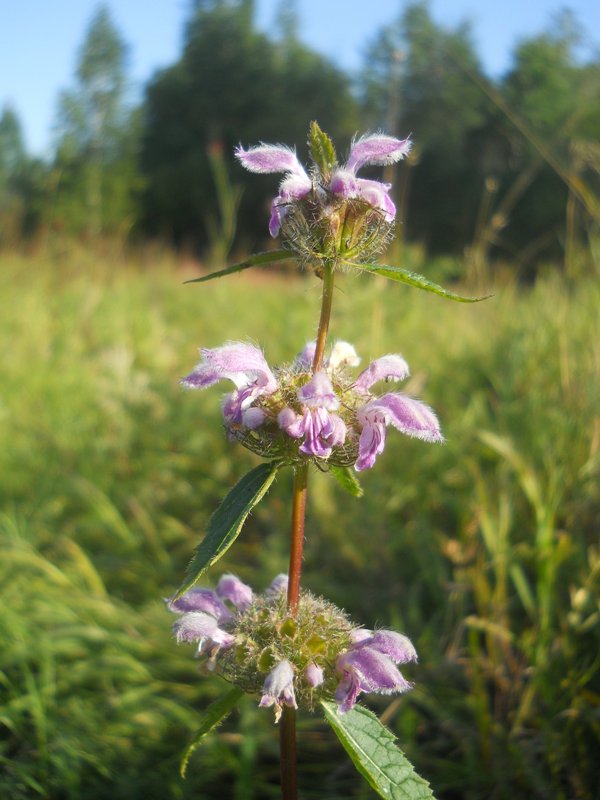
[182, 340, 443, 471]
[235, 131, 411, 268]
[168, 574, 417, 720]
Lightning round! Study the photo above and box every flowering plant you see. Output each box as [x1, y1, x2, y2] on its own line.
[171, 123, 483, 799]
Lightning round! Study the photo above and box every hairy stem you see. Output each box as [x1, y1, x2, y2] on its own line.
[281, 262, 335, 800]
[312, 261, 335, 373]
[286, 464, 308, 614]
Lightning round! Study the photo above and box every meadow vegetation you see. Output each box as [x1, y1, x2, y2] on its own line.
[1, 251, 598, 798]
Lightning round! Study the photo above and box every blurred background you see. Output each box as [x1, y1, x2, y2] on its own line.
[0, 1, 598, 798]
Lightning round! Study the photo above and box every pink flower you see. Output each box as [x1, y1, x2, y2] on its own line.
[278, 371, 347, 458]
[181, 342, 277, 427]
[353, 354, 443, 471]
[329, 133, 412, 221]
[259, 660, 298, 722]
[235, 144, 312, 236]
[335, 629, 417, 713]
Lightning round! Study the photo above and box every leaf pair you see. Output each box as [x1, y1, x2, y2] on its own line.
[182, 692, 435, 799]
[185, 249, 487, 303]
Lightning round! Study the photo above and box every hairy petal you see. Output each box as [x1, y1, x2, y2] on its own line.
[305, 662, 325, 688]
[235, 144, 306, 175]
[216, 574, 254, 611]
[298, 371, 339, 410]
[355, 354, 410, 393]
[363, 394, 443, 443]
[173, 611, 234, 647]
[259, 660, 297, 722]
[335, 647, 411, 713]
[356, 178, 396, 221]
[167, 589, 233, 622]
[356, 630, 418, 664]
[355, 415, 387, 472]
[346, 134, 412, 172]
[266, 573, 289, 596]
[329, 169, 359, 199]
[328, 341, 361, 369]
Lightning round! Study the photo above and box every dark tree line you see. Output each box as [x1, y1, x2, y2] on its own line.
[1, 0, 599, 276]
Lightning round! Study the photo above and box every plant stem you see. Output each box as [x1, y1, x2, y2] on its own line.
[280, 260, 335, 800]
[312, 261, 335, 373]
[286, 464, 308, 614]
[279, 706, 298, 800]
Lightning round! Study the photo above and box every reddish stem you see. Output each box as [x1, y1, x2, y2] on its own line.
[286, 464, 308, 614]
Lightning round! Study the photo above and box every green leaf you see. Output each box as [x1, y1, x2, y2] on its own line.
[180, 687, 244, 777]
[329, 465, 364, 498]
[184, 250, 295, 284]
[173, 462, 279, 599]
[309, 120, 337, 179]
[321, 701, 436, 800]
[350, 262, 490, 303]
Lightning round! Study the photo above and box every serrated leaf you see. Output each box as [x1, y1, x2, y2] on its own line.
[329, 465, 364, 498]
[350, 262, 490, 303]
[309, 121, 337, 179]
[180, 687, 244, 777]
[173, 462, 279, 599]
[184, 250, 295, 284]
[321, 701, 436, 800]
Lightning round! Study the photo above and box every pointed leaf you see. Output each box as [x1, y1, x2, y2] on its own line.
[350, 262, 490, 303]
[329, 465, 364, 498]
[184, 250, 295, 284]
[181, 687, 244, 777]
[309, 121, 337, 179]
[174, 462, 279, 599]
[321, 701, 436, 800]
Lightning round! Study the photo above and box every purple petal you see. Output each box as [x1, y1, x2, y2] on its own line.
[356, 630, 417, 664]
[355, 354, 410, 393]
[294, 341, 316, 369]
[241, 407, 266, 429]
[298, 408, 344, 458]
[346, 134, 412, 172]
[356, 178, 396, 221]
[329, 169, 359, 198]
[235, 144, 305, 175]
[173, 611, 234, 648]
[355, 417, 387, 472]
[337, 647, 412, 695]
[304, 662, 324, 688]
[298, 371, 339, 410]
[350, 628, 373, 644]
[167, 589, 233, 622]
[278, 407, 303, 437]
[216, 574, 254, 611]
[259, 660, 297, 721]
[279, 173, 312, 200]
[269, 199, 286, 237]
[266, 573, 288, 595]
[361, 394, 443, 443]
[204, 343, 277, 392]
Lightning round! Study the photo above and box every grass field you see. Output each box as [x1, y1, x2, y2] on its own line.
[0, 251, 598, 799]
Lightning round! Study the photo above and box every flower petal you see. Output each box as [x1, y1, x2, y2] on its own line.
[216, 574, 254, 611]
[356, 178, 396, 221]
[346, 134, 412, 172]
[362, 394, 443, 443]
[356, 630, 417, 664]
[304, 662, 325, 688]
[235, 144, 306, 175]
[355, 354, 410, 393]
[167, 589, 233, 622]
[355, 416, 387, 472]
[297, 371, 339, 410]
[328, 341, 361, 369]
[173, 611, 234, 648]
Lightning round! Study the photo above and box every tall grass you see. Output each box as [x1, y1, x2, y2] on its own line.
[0, 253, 598, 798]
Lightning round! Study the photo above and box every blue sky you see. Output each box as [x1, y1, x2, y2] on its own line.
[2, 0, 598, 157]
